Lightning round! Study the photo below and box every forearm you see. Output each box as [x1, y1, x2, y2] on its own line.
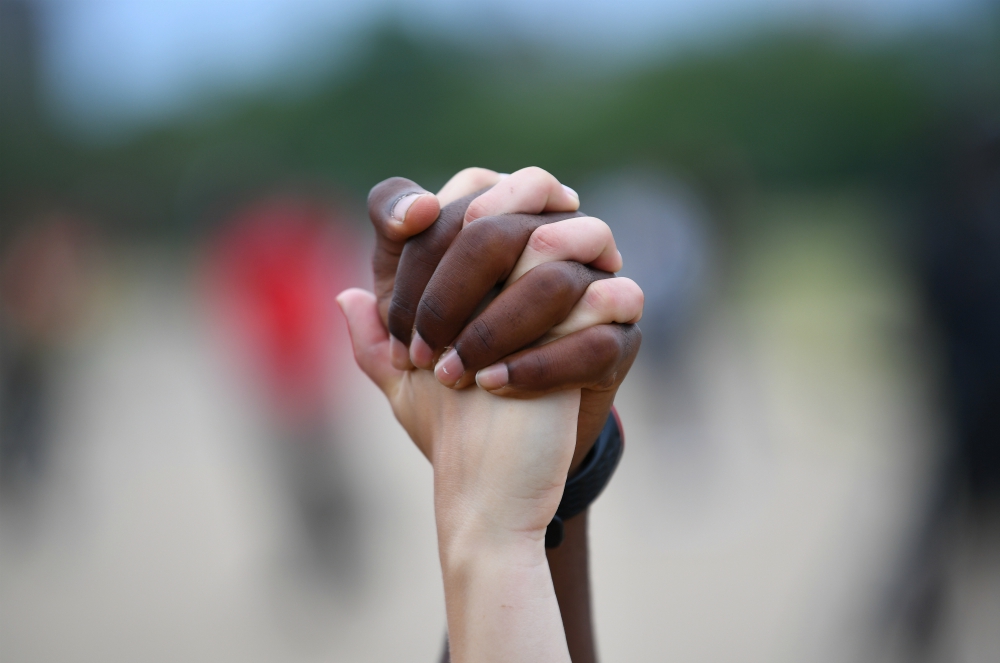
[440, 528, 571, 663]
[550, 401, 610, 663]
[431, 391, 580, 662]
[548, 510, 595, 663]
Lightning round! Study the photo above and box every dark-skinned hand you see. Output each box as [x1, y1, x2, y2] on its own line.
[366, 167, 642, 470]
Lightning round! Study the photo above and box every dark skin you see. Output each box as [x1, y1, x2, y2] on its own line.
[368, 176, 640, 663]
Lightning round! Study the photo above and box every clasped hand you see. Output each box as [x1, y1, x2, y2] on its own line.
[338, 167, 642, 663]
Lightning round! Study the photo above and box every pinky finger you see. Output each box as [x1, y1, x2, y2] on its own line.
[543, 277, 643, 341]
[475, 323, 642, 396]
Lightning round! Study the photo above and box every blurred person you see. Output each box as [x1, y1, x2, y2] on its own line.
[886, 128, 1000, 659]
[203, 196, 363, 577]
[582, 171, 712, 465]
[0, 214, 92, 505]
[352, 167, 642, 662]
[585, 170, 711, 365]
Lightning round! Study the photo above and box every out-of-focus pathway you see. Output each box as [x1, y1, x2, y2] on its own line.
[2, 221, 992, 662]
[591, 216, 940, 663]
[1, 254, 444, 663]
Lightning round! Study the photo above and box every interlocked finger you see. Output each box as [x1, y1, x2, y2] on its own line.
[543, 277, 643, 341]
[433, 262, 614, 387]
[407, 211, 582, 368]
[475, 324, 642, 397]
[387, 191, 485, 354]
[463, 166, 579, 225]
[436, 167, 505, 207]
[506, 217, 622, 285]
[367, 177, 440, 326]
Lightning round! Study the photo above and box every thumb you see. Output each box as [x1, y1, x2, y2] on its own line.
[336, 288, 401, 393]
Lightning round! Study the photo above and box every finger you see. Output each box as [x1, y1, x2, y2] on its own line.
[386, 189, 489, 352]
[507, 216, 623, 285]
[463, 166, 579, 225]
[474, 276, 642, 467]
[474, 323, 642, 397]
[436, 167, 504, 207]
[336, 288, 401, 393]
[544, 277, 644, 340]
[368, 177, 441, 242]
[384, 167, 502, 352]
[426, 213, 621, 381]
[408, 210, 582, 368]
[368, 177, 441, 325]
[433, 262, 613, 387]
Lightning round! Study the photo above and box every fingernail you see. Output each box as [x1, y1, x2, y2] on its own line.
[391, 193, 422, 224]
[475, 363, 509, 391]
[389, 335, 413, 370]
[562, 184, 579, 204]
[434, 348, 464, 386]
[409, 331, 435, 369]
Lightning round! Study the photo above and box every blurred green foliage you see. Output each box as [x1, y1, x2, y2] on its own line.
[1, 23, 997, 239]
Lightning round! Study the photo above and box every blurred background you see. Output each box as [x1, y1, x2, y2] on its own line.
[1, 1, 998, 661]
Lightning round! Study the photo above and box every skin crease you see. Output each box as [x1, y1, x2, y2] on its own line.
[338, 286, 580, 663]
[369, 172, 641, 472]
[361, 167, 642, 662]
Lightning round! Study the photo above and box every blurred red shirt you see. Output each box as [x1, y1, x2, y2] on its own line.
[205, 197, 363, 424]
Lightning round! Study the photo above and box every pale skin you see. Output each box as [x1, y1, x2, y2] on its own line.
[339, 167, 642, 662]
[339, 291, 580, 661]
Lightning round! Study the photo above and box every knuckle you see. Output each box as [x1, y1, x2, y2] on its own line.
[590, 326, 626, 365]
[598, 278, 644, 316]
[464, 199, 489, 220]
[387, 301, 415, 342]
[462, 216, 507, 248]
[573, 262, 604, 287]
[588, 280, 617, 310]
[453, 167, 482, 179]
[464, 317, 499, 353]
[527, 224, 562, 255]
[527, 263, 577, 302]
[517, 165, 550, 181]
[455, 167, 498, 188]
[581, 324, 642, 389]
[619, 276, 643, 297]
[620, 324, 642, 362]
[627, 281, 646, 314]
[416, 292, 449, 328]
[585, 324, 640, 389]
[408, 231, 450, 265]
[524, 349, 554, 382]
[595, 218, 614, 241]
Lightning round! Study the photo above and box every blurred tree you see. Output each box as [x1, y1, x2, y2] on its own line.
[0, 22, 997, 239]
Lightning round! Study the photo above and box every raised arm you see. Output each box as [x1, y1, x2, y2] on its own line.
[361, 167, 641, 661]
[338, 288, 579, 662]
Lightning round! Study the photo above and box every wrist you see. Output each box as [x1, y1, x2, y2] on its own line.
[438, 523, 569, 663]
[434, 473, 552, 578]
[433, 468, 564, 550]
[431, 392, 579, 541]
[438, 509, 548, 575]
